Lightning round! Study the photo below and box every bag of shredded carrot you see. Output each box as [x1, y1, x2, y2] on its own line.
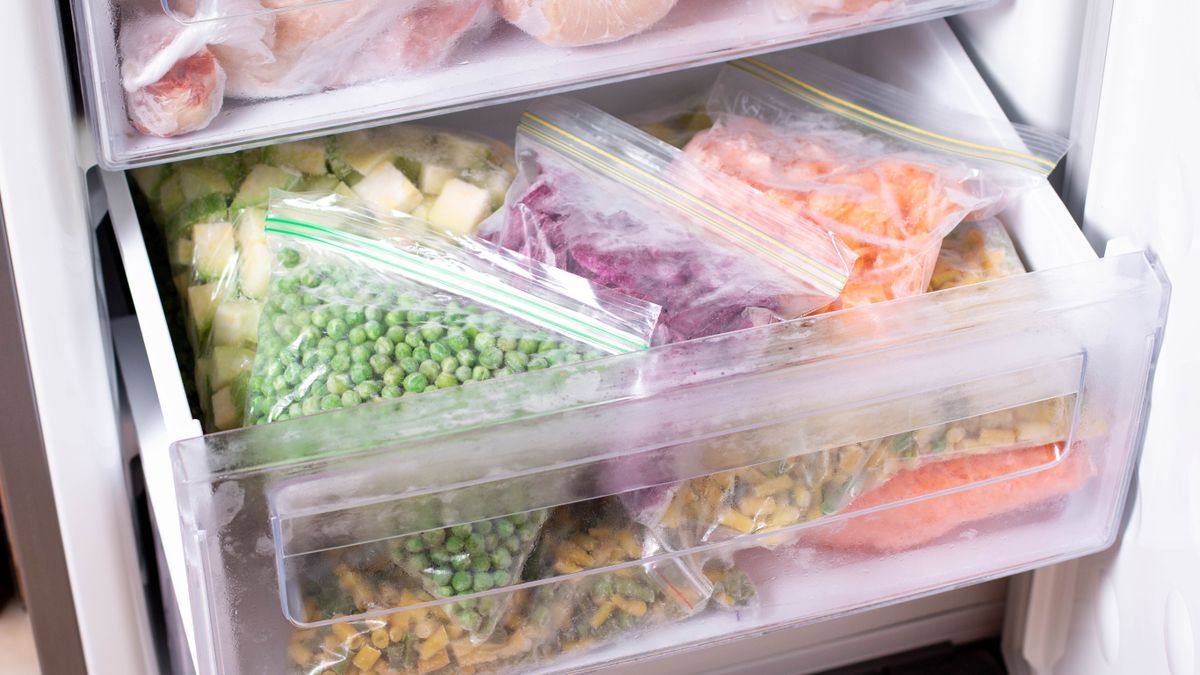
[685, 51, 1068, 311]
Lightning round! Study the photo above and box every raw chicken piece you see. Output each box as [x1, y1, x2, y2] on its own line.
[779, 0, 895, 23]
[497, 0, 677, 47]
[803, 443, 1094, 552]
[120, 15, 226, 137]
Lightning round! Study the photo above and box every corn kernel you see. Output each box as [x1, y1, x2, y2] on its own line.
[352, 646, 381, 671]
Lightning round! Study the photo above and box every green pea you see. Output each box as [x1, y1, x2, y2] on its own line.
[399, 357, 420, 374]
[471, 554, 491, 573]
[288, 402, 302, 417]
[454, 366, 473, 382]
[493, 367, 514, 378]
[473, 520, 493, 534]
[374, 336, 394, 356]
[407, 309, 427, 324]
[355, 381, 380, 399]
[380, 384, 402, 399]
[419, 360, 440, 381]
[385, 326, 406, 344]
[341, 390, 362, 407]
[505, 536, 521, 552]
[505, 351, 528, 372]
[369, 353, 392, 375]
[421, 529, 446, 546]
[385, 310, 405, 326]
[406, 537, 425, 553]
[383, 366, 405, 387]
[403, 372, 427, 393]
[518, 338, 540, 354]
[428, 342, 450, 362]
[495, 519, 515, 538]
[451, 524, 472, 538]
[450, 554, 471, 572]
[491, 570, 511, 588]
[472, 366, 490, 381]
[345, 308, 365, 327]
[405, 331, 425, 349]
[491, 549, 512, 570]
[320, 394, 341, 411]
[527, 357, 549, 371]
[283, 363, 302, 385]
[518, 524, 538, 542]
[446, 536, 464, 553]
[348, 326, 367, 345]
[429, 569, 452, 587]
[301, 397, 321, 416]
[465, 534, 485, 554]
[315, 345, 335, 363]
[350, 344, 371, 364]
[412, 346, 430, 362]
[334, 341, 351, 355]
[278, 248, 301, 268]
[349, 363, 372, 384]
[421, 324, 444, 342]
[539, 340, 559, 353]
[326, 318, 347, 340]
[434, 373, 458, 389]
[429, 550, 450, 565]
[393, 342, 413, 360]
[496, 336, 518, 352]
[472, 572, 493, 592]
[478, 348, 503, 369]
[456, 349, 476, 367]
[447, 334, 469, 352]
[435, 585, 454, 598]
[364, 320, 383, 341]
[474, 332, 495, 351]
[326, 373, 350, 395]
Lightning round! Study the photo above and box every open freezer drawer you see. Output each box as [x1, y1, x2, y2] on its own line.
[99, 20, 1168, 675]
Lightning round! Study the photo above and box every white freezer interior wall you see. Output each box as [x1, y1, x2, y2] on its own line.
[950, 0, 1089, 137]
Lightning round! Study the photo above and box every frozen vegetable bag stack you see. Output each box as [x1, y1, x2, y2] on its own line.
[684, 51, 1069, 310]
[480, 96, 856, 345]
[129, 126, 516, 430]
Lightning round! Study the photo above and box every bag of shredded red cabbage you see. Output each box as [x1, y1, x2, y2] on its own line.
[685, 51, 1068, 312]
[244, 191, 660, 425]
[478, 96, 855, 345]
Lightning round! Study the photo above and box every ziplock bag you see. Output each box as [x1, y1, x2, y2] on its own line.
[246, 191, 659, 425]
[685, 51, 1068, 311]
[630, 396, 1075, 553]
[478, 96, 855, 345]
[929, 218, 1026, 291]
[626, 94, 712, 149]
[496, 0, 678, 47]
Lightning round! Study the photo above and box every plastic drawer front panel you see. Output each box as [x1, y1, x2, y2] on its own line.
[73, 0, 991, 168]
[170, 252, 1168, 674]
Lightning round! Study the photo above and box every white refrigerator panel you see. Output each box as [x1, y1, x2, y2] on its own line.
[1011, 0, 1200, 673]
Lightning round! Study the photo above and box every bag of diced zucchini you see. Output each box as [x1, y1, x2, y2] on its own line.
[247, 191, 660, 425]
[129, 125, 518, 430]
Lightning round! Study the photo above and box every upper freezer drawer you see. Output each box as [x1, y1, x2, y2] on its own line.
[170, 251, 1168, 674]
[72, 0, 992, 169]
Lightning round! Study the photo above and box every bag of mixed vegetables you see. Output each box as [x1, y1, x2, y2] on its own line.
[129, 125, 519, 430]
[684, 52, 1068, 311]
[928, 218, 1026, 292]
[246, 191, 659, 425]
[478, 96, 855, 346]
[632, 397, 1075, 555]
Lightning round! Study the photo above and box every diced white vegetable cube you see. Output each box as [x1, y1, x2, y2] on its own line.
[192, 221, 236, 280]
[427, 179, 492, 234]
[440, 135, 490, 168]
[265, 140, 328, 176]
[210, 387, 240, 431]
[211, 346, 253, 391]
[333, 181, 357, 199]
[212, 300, 261, 347]
[238, 243, 271, 299]
[231, 164, 302, 210]
[169, 237, 194, 267]
[235, 208, 268, 249]
[412, 195, 436, 222]
[352, 163, 423, 213]
[418, 164, 457, 195]
[188, 283, 223, 334]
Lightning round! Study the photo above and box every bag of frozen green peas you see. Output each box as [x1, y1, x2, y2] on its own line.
[246, 191, 661, 426]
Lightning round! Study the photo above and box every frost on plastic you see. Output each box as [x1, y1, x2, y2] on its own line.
[479, 96, 855, 345]
[686, 52, 1068, 311]
[245, 192, 659, 425]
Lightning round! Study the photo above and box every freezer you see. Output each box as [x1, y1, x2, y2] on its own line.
[0, 0, 1193, 674]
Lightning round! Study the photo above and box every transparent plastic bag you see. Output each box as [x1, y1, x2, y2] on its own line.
[631, 397, 1076, 553]
[626, 95, 713, 149]
[496, 0, 678, 47]
[129, 125, 519, 430]
[478, 96, 855, 345]
[246, 191, 659, 424]
[776, 0, 898, 25]
[929, 218, 1026, 291]
[685, 52, 1069, 311]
